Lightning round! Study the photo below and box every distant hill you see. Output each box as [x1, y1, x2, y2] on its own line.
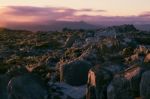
[135, 24, 150, 31]
[4, 20, 150, 32]
[6, 21, 99, 31]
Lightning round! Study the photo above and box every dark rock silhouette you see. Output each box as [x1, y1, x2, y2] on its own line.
[0, 75, 10, 99]
[7, 74, 48, 99]
[140, 70, 150, 99]
[60, 60, 91, 86]
[107, 77, 134, 99]
[107, 65, 144, 99]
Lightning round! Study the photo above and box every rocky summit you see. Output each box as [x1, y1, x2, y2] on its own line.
[0, 25, 150, 99]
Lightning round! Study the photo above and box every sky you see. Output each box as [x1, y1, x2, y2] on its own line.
[0, 0, 150, 27]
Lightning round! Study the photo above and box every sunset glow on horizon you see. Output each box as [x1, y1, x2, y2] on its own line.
[0, 0, 150, 27]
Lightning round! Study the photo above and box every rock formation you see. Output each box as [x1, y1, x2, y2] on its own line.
[140, 70, 150, 99]
[60, 60, 91, 86]
[7, 74, 48, 99]
[107, 65, 145, 99]
[86, 64, 123, 99]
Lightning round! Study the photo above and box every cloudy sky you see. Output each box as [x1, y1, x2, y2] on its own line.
[0, 0, 150, 27]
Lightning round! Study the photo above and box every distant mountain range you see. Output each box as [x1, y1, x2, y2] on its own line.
[5, 21, 99, 31]
[134, 24, 150, 31]
[2, 21, 150, 31]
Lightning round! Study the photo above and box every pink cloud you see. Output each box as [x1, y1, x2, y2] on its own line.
[0, 6, 150, 27]
[139, 11, 150, 17]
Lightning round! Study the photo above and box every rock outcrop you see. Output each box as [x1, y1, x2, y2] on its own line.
[140, 70, 150, 99]
[0, 75, 10, 99]
[107, 65, 144, 99]
[86, 65, 115, 99]
[7, 74, 48, 99]
[107, 77, 134, 99]
[60, 60, 91, 86]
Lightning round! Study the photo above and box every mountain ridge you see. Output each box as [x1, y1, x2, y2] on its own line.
[1, 21, 150, 32]
[5, 21, 99, 31]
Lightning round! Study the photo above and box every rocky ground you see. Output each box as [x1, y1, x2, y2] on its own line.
[0, 25, 150, 99]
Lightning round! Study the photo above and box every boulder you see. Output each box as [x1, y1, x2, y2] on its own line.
[60, 60, 91, 86]
[86, 65, 113, 99]
[86, 64, 123, 99]
[107, 77, 134, 99]
[0, 75, 10, 99]
[0, 66, 29, 99]
[7, 74, 48, 99]
[140, 70, 150, 99]
[107, 66, 144, 99]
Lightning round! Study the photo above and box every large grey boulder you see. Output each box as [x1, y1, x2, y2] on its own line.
[140, 70, 150, 99]
[0, 66, 29, 99]
[107, 77, 134, 99]
[7, 74, 48, 99]
[60, 60, 91, 86]
[107, 66, 143, 99]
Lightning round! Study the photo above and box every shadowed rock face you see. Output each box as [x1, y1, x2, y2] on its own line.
[107, 66, 145, 99]
[0, 75, 10, 99]
[0, 66, 30, 99]
[86, 66, 113, 99]
[107, 77, 134, 99]
[140, 70, 150, 99]
[60, 60, 91, 86]
[7, 74, 48, 99]
[86, 63, 124, 99]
